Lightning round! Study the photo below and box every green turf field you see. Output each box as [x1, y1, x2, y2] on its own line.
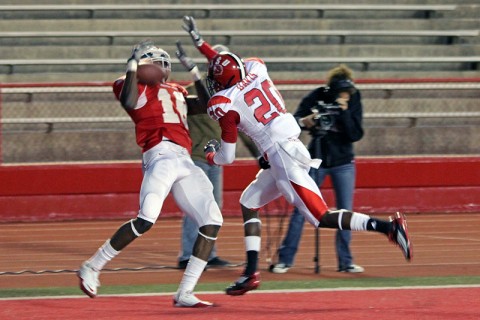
[2, 276, 480, 298]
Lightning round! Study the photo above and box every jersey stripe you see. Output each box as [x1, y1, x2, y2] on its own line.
[208, 95, 232, 108]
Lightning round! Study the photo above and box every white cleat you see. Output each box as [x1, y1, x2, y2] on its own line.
[77, 262, 100, 298]
[173, 290, 214, 308]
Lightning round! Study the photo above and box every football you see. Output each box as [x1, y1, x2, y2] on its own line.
[137, 63, 165, 85]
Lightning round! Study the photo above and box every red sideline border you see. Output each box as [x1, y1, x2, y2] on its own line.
[1, 286, 480, 320]
[0, 156, 479, 222]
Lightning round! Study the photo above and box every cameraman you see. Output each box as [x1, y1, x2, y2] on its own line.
[271, 64, 365, 274]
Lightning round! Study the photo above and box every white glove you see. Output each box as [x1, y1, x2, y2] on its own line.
[182, 16, 204, 47]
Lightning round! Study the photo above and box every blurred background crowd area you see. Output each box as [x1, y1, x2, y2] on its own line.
[0, 0, 478, 163]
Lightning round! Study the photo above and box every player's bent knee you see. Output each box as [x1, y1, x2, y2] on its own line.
[131, 217, 153, 236]
[199, 224, 220, 240]
[204, 206, 223, 226]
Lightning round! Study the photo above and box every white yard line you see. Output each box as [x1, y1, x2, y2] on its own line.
[1, 284, 480, 301]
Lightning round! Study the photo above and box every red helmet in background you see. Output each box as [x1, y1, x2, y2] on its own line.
[206, 52, 246, 95]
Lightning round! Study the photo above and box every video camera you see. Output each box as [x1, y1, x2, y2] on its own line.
[311, 101, 342, 135]
[309, 78, 356, 136]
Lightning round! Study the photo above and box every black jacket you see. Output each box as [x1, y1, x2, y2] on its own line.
[293, 87, 364, 168]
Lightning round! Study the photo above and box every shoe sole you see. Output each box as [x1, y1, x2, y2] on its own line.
[393, 213, 413, 261]
[173, 299, 214, 308]
[338, 268, 364, 273]
[225, 281, 260, 296]
[271, 268, 290, 274]
[77, 274, 96, 298]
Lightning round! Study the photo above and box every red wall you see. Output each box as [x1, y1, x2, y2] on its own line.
[0, 156, 479, 222]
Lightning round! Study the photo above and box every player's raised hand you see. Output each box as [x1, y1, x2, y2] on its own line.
[128, 45, 141, 64]
[127, 41, 150, 73]
[128, 40, 154, 63]
[175, 41, 197, 71]
[182, 16, 204, 47]
[176, 41, 202, 81]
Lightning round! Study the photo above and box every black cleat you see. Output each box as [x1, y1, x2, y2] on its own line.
[225, 272, 260, 296]
[389, 212, 413, 261]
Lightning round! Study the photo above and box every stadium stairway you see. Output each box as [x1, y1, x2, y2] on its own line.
[0, 0, 479, 162]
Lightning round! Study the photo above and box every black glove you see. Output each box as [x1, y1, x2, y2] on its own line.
[258, 156, 271, 169]
[204, 139, 220, 155]
[182, 15, 204, 47]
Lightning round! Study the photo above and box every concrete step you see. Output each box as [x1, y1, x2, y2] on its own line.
[2, 70, 480, 84]
[0, 4, 472, 20]
[3, 44, 480, 59]
[0, 18, 478, 31]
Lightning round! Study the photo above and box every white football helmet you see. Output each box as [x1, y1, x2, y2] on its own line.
[135, 41, 171, 81]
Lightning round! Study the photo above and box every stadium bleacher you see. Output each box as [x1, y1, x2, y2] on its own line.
[0, 0, 479, 162]
[0, 1, 478, 82]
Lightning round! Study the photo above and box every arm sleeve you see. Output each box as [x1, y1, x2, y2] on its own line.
[197, 41, 218, 61]
[211, 110, 240, 165]
[337, 91, 364, 142]
[212, 140, 237, 165]
[117, 72, 142, 110]
[185, 80, 210, 115]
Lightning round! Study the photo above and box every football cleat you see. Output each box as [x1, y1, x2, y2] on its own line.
[389, 212, 413, 261]
[225, 272, 260, 296]
[173, 291, 213, 308]
[78, 262, 100, 298]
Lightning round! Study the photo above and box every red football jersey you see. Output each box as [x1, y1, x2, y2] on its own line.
[113, 78, 192, 153]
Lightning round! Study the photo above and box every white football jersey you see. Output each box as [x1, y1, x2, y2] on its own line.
[207, 58, 301, 154]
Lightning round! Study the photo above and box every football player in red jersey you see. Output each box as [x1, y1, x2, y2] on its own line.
[77, 40, 222, 308]
[181, 16, 413, 296]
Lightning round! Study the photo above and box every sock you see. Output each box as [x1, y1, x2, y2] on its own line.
[88, 239, 119, 271]
[366, 218, 393, 235]
[244, 251, 259, 276]
[177, 256, 208, 294]
[244, 235, 260, 275]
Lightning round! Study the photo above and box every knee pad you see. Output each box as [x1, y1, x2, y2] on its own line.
[131, 217, 153, 236]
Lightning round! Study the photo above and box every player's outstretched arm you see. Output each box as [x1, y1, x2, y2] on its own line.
[176, 41, 210, 114]
[176, 41, 201, 80]
[119, 42, 145, 110]
[181, 16, 217, 60]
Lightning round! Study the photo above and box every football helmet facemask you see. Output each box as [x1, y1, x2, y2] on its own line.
[138, 44, 171, 80]
[206, 52, 246, 95]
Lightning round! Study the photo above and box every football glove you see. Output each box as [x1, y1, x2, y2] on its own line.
[127, 41, 154, 73]
[182, 16, 204, 47]
[128, 40, 153, 63]
[175, 41, 197, 72]
[204, 139, 220, 155]
[258, 156, 271, 169]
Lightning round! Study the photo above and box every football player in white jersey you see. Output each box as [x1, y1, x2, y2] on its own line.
[182, 16, 413, 296]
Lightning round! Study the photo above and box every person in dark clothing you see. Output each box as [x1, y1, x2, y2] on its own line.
[271, 64, 365, 273]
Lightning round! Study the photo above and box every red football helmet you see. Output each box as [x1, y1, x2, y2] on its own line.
[206, 52, 246, 94]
